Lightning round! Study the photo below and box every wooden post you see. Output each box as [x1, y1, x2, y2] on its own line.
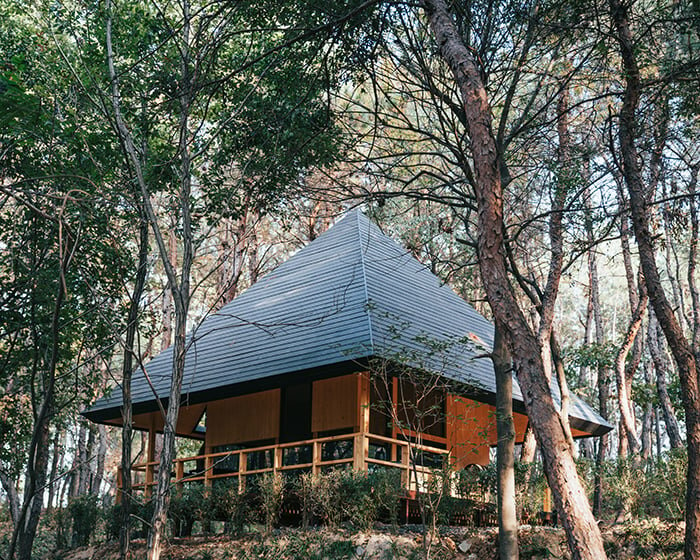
[145, 422, 156, 497]
[204, 455, 212, 488]
[357, 372, 370, 434]
[175, 460, 184, 495]
[401, 442, 410, 490]
[238, 451, 246, 493]
[312, 440, 321, 476]
[353, 433, 367, 471]
[274, 446, 282, 474]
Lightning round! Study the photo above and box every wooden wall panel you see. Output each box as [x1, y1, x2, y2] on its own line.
[131, 403, 206, 438]
[312, 374, 359, 433]
[206, 389, 280, 449]
[483, 410, 529, 445]
[446, 395, 494, 467]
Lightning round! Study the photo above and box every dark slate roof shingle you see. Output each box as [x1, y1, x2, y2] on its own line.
[84, 210, 612, 435]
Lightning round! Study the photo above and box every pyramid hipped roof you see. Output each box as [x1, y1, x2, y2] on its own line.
[84, 210, 611, 436]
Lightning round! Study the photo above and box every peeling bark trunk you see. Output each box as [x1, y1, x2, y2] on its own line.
[609, 0, 700, 555]
[493, 326, 518, 560]
[422, 2, 607, 557]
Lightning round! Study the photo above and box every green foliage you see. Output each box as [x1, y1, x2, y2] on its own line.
[209, 480, 251, 536]
[67, 495, 100, 548]
[567, 342, 617, 371]
[169, 485, 207, 537]
[368, 467, 403, 527]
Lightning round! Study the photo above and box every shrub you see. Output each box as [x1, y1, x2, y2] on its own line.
[210, 479, 251, 535]
[337, 469, 377, 531]
[368, 467, 403, 527]
[640, 449, 686, 520]
[292, 471, 316, 529]
[105, 503, 122, 542]
[54, 506, 71, 550]
[310, 469, 343, 528]
[169, 484, 206, 537]
[67, 494, 100, 548]
[259, 472, 284, 534]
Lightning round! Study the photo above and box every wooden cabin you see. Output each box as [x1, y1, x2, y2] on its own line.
[83, 210, 611, 500]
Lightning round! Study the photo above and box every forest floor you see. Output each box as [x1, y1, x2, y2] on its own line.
[49, 520, 685, 560]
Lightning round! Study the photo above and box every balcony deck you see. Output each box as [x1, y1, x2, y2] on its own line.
[118, 432, 453, 499]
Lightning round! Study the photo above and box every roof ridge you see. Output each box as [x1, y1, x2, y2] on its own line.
[355, 210, 375, 353]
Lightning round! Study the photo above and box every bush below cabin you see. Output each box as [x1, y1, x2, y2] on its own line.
[0, 454, 688, 559]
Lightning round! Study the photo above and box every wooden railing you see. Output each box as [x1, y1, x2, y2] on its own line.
[118, 432, 449, 500]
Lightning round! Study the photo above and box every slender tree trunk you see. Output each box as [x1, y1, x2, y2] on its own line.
[69, 422, 86, 497]
[609, 1, 700, 555]
[91, 425, 107, 496]
[640, 364, 654, 461]
[79, 425, 95, 495]
[584, 164, 608, 517]
[146, 3, 194, 557]
[105, 3, 194, 557]
[647, 310, 683, 449]
[9, 232, 75, 560]
[120, 207, 149, 560]
[493, 326, 518, 559]
[47, 430, 61, 511]
[687, 165, 700, 356]
[422, 2, 607, 557]
[613, 285, 647, 456]
[247, 210, 260, 285]
[161, 226, 176, 351]
[0, 470, 20, 526]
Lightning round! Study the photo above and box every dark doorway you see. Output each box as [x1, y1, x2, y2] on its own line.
[280, 382, 312, 443]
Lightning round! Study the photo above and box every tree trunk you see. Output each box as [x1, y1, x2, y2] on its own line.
[640, 364, 654, 461]
[422, 2, 607, 557]
[609, 1, 700, 555]
[493, 326, 518, 560]
[0, 470, 20, 526]
[647, 309, 683, 449]
[584, 165, 608, 517]
[146, 3, 194, 557]
[161, 226, 176, 351]
[47, 430, 61, 511]
[69, 422, 86, 498]
[91, 424, 107, 495]
[105, 3, 195, 557]
[9, 235, 73, 560]
[79, 424, 95, 495]
[687, 165, 700, 355]
[613, 285, 647, 456]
